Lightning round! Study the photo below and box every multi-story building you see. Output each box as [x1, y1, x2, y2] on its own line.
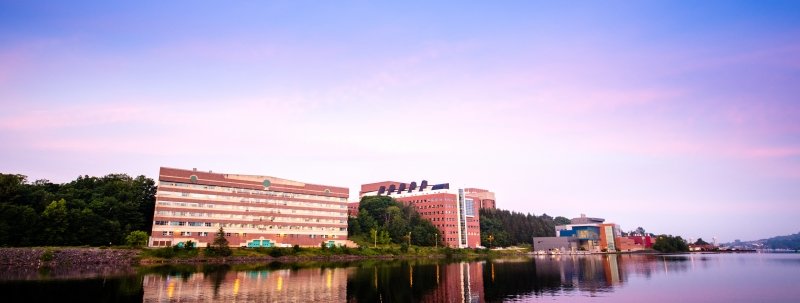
[464, 188, 496, 210]
[149, 167, 350, 248]
[347, 201, 360, 218]
[555, 214, 621, 252]
[358, 180, 486, 248]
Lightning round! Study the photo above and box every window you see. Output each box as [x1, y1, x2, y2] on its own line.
[465, 198, 475, 216]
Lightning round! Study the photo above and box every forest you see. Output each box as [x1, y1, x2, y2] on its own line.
[479, 208, 564, 247]
[0, 173, 156, 247]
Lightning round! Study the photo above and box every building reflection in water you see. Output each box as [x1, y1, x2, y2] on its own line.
[141, 255, 692, 302]
[142, 264, 349, 302]
[345, 260, 484, 303]
[484, 255, 627, 301]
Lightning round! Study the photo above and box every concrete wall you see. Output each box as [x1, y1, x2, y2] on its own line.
[533, 237, 577, 252]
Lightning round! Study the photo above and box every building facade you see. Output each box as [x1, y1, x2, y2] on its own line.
[555, 214, 621, 252]
[149, 167, 350, 248]
[463, 188, 496, 210]
[532, 237, 579, 252]
[359, 180, 485, 248]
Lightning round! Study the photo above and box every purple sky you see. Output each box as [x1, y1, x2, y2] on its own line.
[1, 1, 799, 242]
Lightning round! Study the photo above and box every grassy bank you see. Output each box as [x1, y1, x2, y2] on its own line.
[1, 244, 533, 268]
[138, 243, 531, 264]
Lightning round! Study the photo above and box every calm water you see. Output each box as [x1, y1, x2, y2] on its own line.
[1, 253, 798, 302]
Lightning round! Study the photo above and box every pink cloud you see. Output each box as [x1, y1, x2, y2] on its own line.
[741, 147, 800, 158]
[0, 106, 147, 131]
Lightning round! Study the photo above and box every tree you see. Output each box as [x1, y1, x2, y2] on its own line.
[479, 208, 557, 247]
[348, 216, 362, 235]
[554, 216, 571, 226]
[378, 230, 391, 246]
[207, 227, 232, 257]
[41, 199, 69, 245]
[653, 235, 689, 253]
[125, 230, 149, 247]
[635, 227, 646, 235]
[694, 238, 709, 245]
[353, 196, 438, 246]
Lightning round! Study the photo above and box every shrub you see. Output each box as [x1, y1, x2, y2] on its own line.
[444, 247, 455, 259]
[151, 247, 176, 259]
[400, 243, 409, 253]
[292, 245, 301, 254]
[125, 231, 149, 248]
[268, 248, 285, 258]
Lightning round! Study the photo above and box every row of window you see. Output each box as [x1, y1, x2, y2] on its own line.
[162, 182, 347, 202]
[156, 200, 345, 217]
[159, 191, 347, 210]
[154, 221, 347, 232]
[154, 221, 213, 227]
[422, 211, 457, 217]
[160, 231, 343, 238]
[411, 202, 456, 208]
[162, 231, 213, 237]
[154, 212, 345, 224]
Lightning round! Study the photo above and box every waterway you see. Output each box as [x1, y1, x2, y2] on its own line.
[0, 253, 798, 302]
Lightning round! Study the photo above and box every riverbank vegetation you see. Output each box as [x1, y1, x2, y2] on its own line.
[652, 235, 690, 252]
[0, 173, 156, 247]
[137, 243, 530, 263]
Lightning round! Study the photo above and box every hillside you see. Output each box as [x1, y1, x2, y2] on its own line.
[726, 232, 800, 250]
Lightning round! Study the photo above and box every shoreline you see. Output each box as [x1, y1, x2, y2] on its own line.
[1, 246, 783, 271]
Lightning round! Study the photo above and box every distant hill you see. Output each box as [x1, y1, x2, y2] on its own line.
[726, 232, 800, 250]
[760, 232, 800, 250]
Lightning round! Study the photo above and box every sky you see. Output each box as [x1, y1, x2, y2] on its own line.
[1, 1, 799, 243]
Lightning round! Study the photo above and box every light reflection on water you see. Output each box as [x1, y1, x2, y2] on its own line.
[1, 253, 798, 302]
[143, 266, 348, 302]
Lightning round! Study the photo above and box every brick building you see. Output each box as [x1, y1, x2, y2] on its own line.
[149, 167, 350, 248]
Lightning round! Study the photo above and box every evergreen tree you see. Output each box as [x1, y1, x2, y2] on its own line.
[207, 227, 232, 257]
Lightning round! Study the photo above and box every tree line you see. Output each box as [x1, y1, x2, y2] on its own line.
[479, 208, 561, 247]
[0, 173, 156, 247]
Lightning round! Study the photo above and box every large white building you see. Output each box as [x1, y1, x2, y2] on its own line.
[149, 167, 351, 248]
